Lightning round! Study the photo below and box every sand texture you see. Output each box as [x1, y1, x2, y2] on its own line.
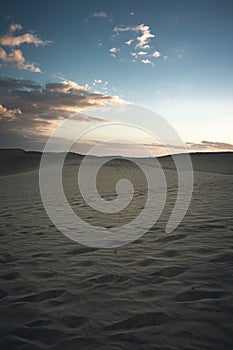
[0, 151, 233, 349]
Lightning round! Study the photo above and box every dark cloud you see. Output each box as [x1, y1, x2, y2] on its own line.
[0, 76, 119, 149]
[0, 76, 41, 90]
[71, 140, 233, 157]
[1, 75, 232, 154]
[187, 141, 233, 151]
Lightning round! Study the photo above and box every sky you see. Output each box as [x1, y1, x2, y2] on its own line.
[0, 0, 233, 155]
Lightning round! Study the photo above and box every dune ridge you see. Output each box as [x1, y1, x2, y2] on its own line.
[0, 148, 232, 177]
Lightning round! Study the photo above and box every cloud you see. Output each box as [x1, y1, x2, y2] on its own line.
[135, 24, 155, 49]
[141, 59, 154, 66]
[93, 79, 102, 85]
[137, 51, 147, 56]
[109, 47, 120, 58]
[9, 23, 23, 33]
[109, 47, 119, 53]
[46, 80, 88, 94]
[0, 23, 50, 72]
[0, 78, 231, 155]
[0, 76, 41, 90]
[144, 140, 233, 156]
[114, 23, 155, 50]
[0, 32, 49, 47]
[152, 50, 161, 58]
[92, 11, 107, 18]
[187, 140, 233, 151]
[0, 104, 21, 120]
[0, 47, 41, 72]
[111, 23, 164, 66]
[72, 139, 233, 157]
[125, 39, 134, 45]
[0, 76, 121, 145]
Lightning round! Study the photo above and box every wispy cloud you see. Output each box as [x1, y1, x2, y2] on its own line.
[109, 47, 120, 58]
[137, 51, 147, 56]
[141, 59, 154, 66]
[111, 23, 164, 66]
[71, 139, 233, 157]
[92, 11, 107, 18]
[187, 140, 233, 151]
[93, 79, 102, 85]
[0, 28, 50, 47]
[152, 50, 161, 58]
[143, 140, 233, 155]
[0, 23, 51, 72]
[125, 39, 134, 45]
[9, 23, 23, 33]
[109, 47, 119, 53]
[114, 23, 154, 50]
[91, 79, 110, 95]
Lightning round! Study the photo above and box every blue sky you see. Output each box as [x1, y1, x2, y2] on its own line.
[0, 0, 233, 153]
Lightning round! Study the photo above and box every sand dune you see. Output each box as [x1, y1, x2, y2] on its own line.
[161, 152, 233, 175]
[0, 149, 233, 349]
[0, 149, 232, 177]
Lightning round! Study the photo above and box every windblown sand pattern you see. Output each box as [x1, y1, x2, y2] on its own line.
[0, 150, 233, 349]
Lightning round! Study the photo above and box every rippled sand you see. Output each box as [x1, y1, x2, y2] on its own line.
[0, 152, 233, 349]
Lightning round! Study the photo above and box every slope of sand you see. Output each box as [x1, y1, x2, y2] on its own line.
[160, 152, 233, 175]
[0, 149, 42, 177]
[0, 150, 233, 349]
[0, 149, 233, 177]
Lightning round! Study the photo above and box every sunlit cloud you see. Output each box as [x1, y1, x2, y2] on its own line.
[93, 79, 102, 85]
[0, 23, 51, 72]
[111, 23, 164, 66]
[0, 103, 21, 120]
[141, 59, 154, 66]
[109, 47, 119, 53]
[125, 39, 134, 45]
[72, 139, 233, 157]
[114, 23, 155, 50]
[9, 23, 23, 33]
[152, 50, 161, 58]
[135, 24, 155, 49]
[109, 47, 120, 58]
[46, 80, 88, 94]
[0, 47, 41, 72]
[0, 32, 49, 47]
[187, 140, 233, 151]
[0, 77, 121, 141]
[137, 51, 148, 56]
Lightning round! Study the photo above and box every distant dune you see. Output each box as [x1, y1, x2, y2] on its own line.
[0, 149, 83, 177]
[0, 149, 232, 177]
[160, 152, 233, 175]
[0, 149, 42, 177]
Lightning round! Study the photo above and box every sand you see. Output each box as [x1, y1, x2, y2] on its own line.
[0, 150, 233, 349]
[1, 149, 233, 176]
